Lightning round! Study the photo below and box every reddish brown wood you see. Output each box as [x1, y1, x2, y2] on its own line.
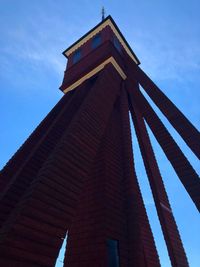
[128, 82, 189, 267]
[64, 86, 160, 267]
[0, 65, 123, 266]
[125, 54, 200, 159]
[128, 86, 200, 212]
[60, 41, 126, 92]
[0, 90, 73, 192]
[1, 15, 198, 267]
[119, 87, 160, 267]
[0, 81, 91, 229]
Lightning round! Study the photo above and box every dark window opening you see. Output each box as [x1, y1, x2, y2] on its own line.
[92, 34, 101, 49]
[72, 49, 81, 64]
[113, 37, 122, 53]
[107, 239, 120, 267]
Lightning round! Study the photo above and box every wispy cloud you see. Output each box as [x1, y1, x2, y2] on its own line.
[1, 25, 64, 75]
[3, 5, 199, 87]
[128, 29, 200, 82]
[0, 7, 90, 84]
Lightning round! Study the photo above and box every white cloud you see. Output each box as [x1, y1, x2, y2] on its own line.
[128, 29, 200, 82]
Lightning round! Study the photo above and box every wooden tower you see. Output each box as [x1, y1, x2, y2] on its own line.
[0, 15, 199, 267]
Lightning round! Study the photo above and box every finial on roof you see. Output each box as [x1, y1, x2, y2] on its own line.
[101, 7, 105, 21]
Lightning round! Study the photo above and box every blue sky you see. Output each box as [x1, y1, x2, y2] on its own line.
[0, 1, 199, 266]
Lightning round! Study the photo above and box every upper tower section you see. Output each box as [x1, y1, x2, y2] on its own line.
[60, 15, 140, 93]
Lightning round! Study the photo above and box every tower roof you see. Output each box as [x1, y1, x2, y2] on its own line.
[63, 15, 140, 65]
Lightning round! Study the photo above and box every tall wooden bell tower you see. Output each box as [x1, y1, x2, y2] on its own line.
[0, 15, 199, 267]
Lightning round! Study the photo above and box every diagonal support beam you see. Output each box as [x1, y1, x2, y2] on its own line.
[128, 83, 189, 267]
[0, 91, 74, 192]
[125, 55, 200, 159]
[127, 81, 200, 212]
[0, 65, 123, 267]
[0, 81, 92, 230]
[120, 87, 160, 267]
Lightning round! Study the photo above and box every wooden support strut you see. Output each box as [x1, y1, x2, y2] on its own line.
[127, 82, 189, 267]
[0, 91, 74, 193]
[119, 87, 161, 267]
[128, 84, 200, 212]
[125, 54, 200, 159]
[0, 81, 91, 230]
[0, 65, 123, 267]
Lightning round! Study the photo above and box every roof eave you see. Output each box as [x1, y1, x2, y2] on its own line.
[62, 15, 140, 65]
